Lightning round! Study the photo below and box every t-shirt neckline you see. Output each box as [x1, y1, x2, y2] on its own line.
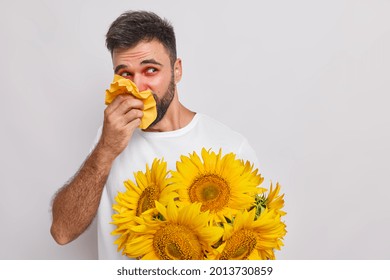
[138, 113, 200, 139]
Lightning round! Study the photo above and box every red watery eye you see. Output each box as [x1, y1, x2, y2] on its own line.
[121, 72, 132, 77]
[146, 68, 157, 74]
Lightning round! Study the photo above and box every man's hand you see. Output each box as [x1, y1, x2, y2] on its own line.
[99, 94, 144, 160]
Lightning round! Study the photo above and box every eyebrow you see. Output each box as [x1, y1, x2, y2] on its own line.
[114, 59, 163, 74]
[141, 59, 163, 66]
[114, 64, 127, 74]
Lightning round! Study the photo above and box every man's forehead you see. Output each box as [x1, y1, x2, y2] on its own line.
[112, 40, 169, 63]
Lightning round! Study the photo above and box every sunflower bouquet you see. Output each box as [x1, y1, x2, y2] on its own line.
[111, 148, 287, 260]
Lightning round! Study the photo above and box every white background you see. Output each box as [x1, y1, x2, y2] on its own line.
[0, 0, 389, 259]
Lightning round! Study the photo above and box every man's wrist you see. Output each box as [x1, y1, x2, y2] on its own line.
[91, 141, 117, 170]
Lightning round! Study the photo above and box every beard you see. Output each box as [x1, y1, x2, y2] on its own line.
[149, 75, 175, 127]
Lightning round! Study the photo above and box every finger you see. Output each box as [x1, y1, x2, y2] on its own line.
[106, 94, 143, 115]
[125, 117, 142, 132]
[116, 96, 144, 115]
[105, 94, 129, 114]
[122, 109, 144, 125]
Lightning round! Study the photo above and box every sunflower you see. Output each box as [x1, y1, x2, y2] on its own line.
[266, 182, 286, 216]
[252, 182, 286, 219]
[170, 148, 265, 222]
[111, 158, 177, 254]
[215, 208, 286, 260]
[124, 200, 224, 259]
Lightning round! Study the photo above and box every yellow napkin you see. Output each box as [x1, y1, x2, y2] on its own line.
[105, 74, 157, 129]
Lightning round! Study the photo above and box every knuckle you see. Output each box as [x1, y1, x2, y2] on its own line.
[131, 109, 143, 119]
[123, 98, 133, 108]
[104, 111, 114, 122]
[115, 94, 125, 101]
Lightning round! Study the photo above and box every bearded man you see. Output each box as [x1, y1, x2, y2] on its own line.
[50, 10, 259, 259]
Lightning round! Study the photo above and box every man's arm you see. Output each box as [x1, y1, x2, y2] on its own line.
[50, 95, 143, 245]
[50, 142, 112, 245]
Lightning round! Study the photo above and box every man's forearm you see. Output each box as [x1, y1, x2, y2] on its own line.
[51, 94, 141, 245]
[50, 141, 114, 245]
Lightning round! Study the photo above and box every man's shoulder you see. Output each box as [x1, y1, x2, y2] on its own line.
[196, 113, 246, 142]
[197, 113, 241, 132]
[194, 113, 258, 165]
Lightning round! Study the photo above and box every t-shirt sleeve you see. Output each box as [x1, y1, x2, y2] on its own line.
[237, 138, 260, 170]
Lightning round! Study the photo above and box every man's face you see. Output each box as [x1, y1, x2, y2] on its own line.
[112, 40, 178, 126]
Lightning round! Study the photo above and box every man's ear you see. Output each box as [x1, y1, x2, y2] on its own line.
[173, 58, 182, 84]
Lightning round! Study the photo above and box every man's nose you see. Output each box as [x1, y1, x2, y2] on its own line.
[133, 74, 148, 92]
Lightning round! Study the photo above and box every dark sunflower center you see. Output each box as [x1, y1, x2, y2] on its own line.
[136, 185, 159, 216]
[189, 174, 230, 212]
[219, 229, 257, 260]
[202, 185, 220, 200]
[153, 224, 203, 260]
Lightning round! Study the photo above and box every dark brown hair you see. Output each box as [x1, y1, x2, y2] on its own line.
[106, 11, 177, 66]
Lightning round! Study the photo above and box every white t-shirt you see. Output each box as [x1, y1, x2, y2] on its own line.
[96, 113, 259, 259]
